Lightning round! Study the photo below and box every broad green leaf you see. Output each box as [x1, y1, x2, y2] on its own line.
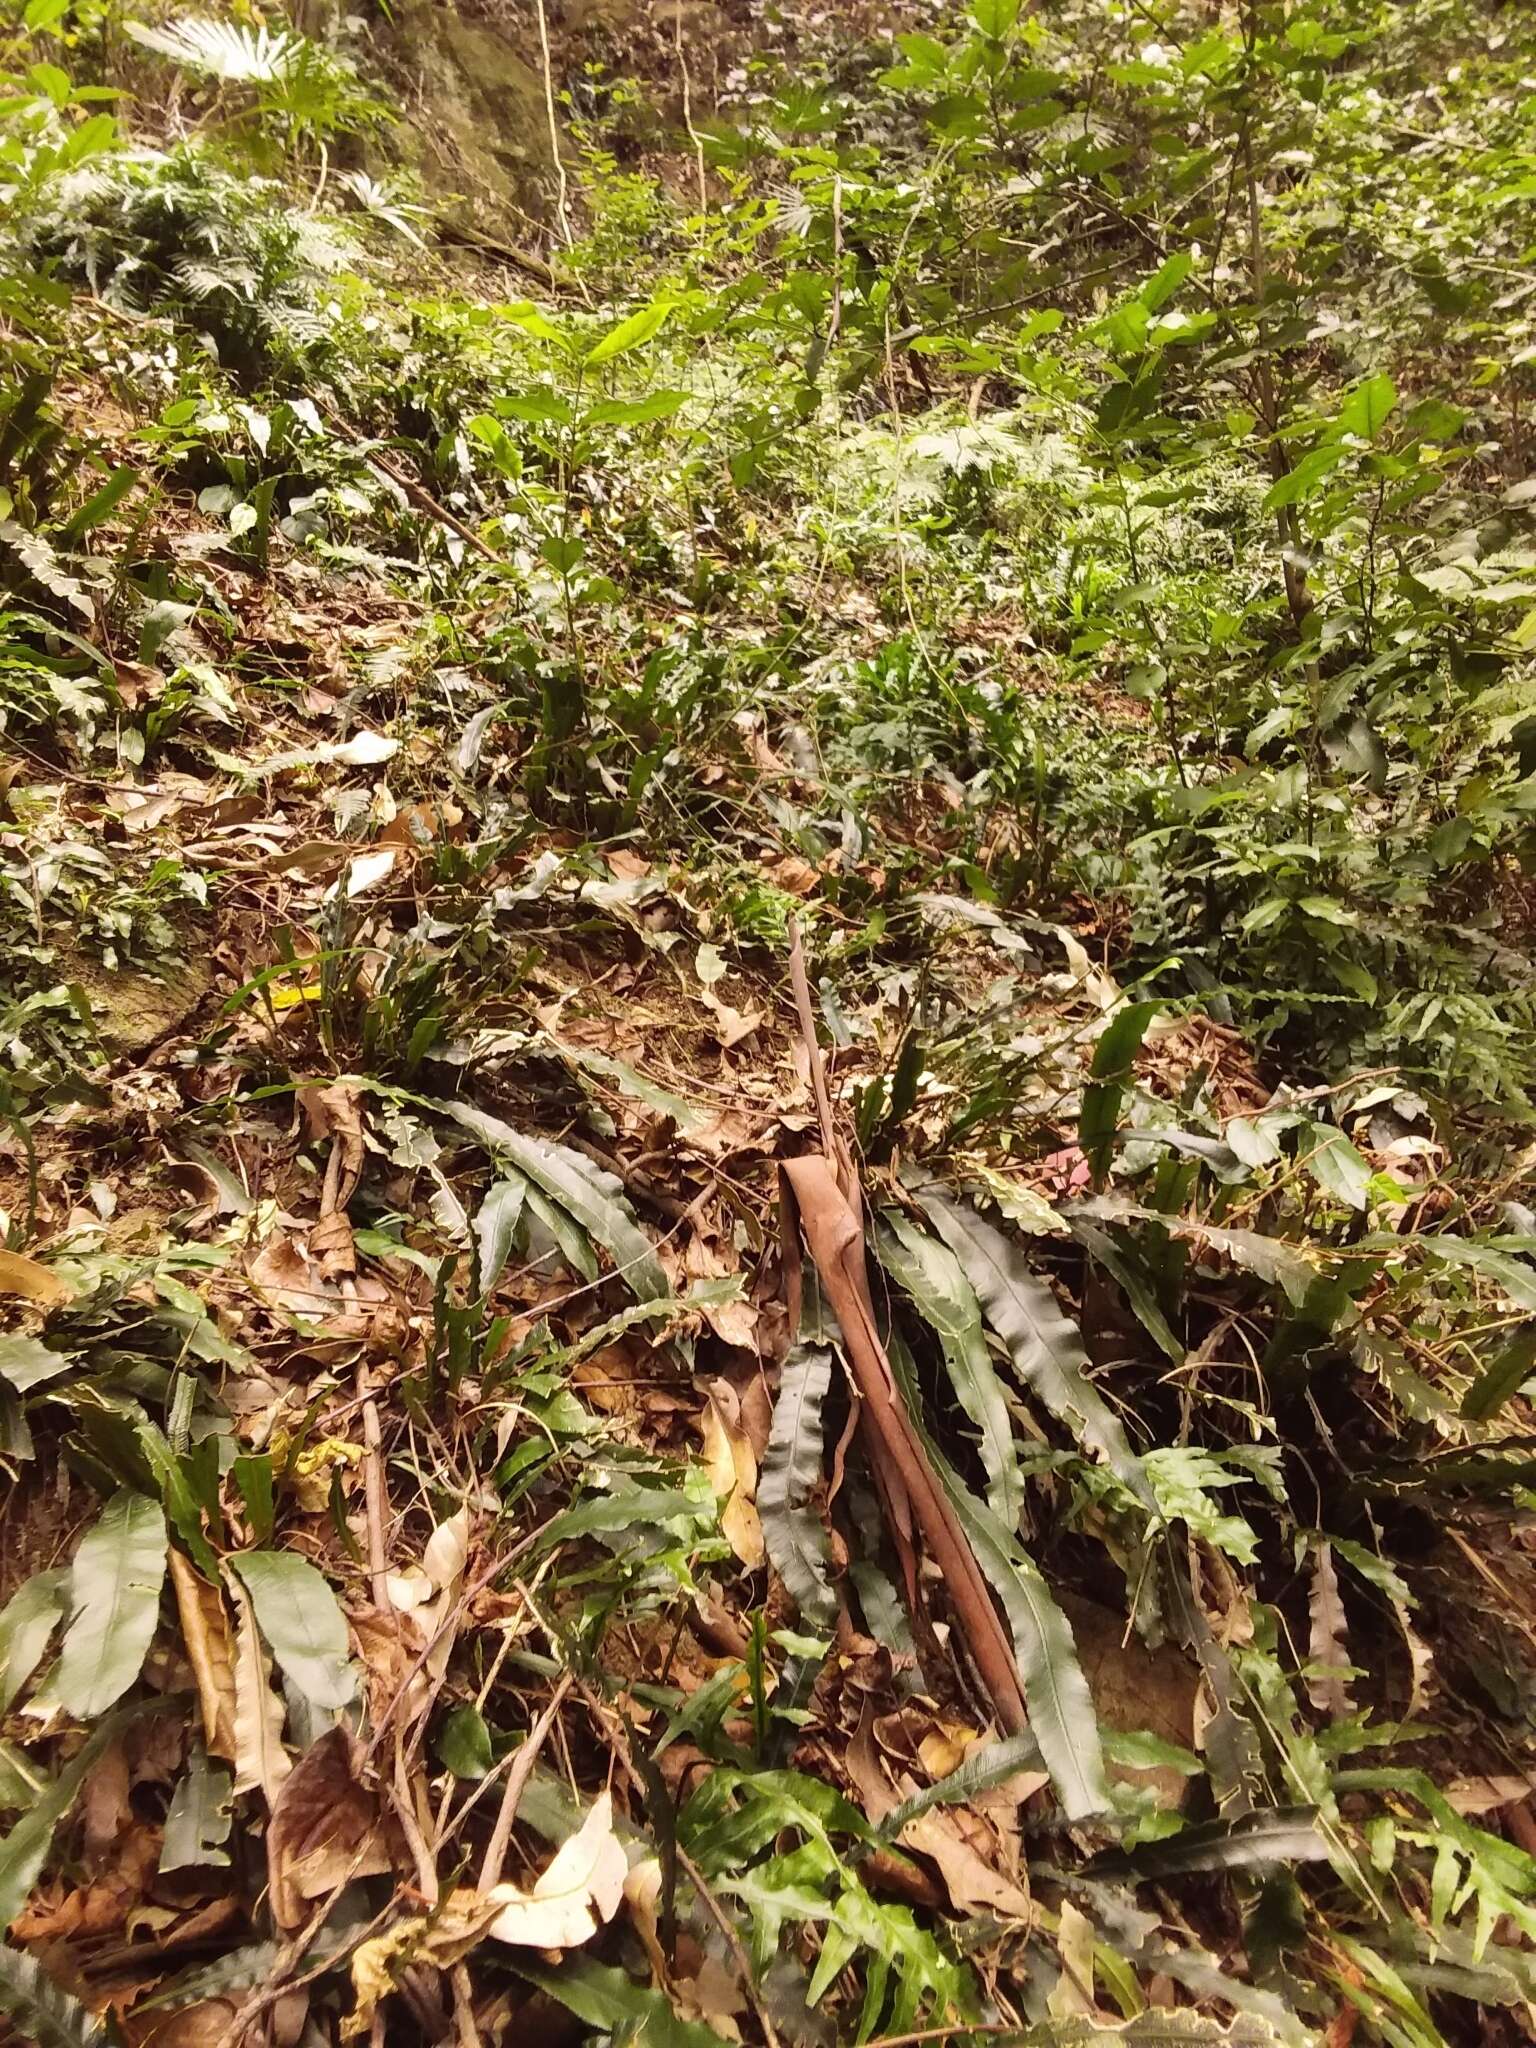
[585, 391, 689, 427]
[874, 1730, 1044, 1841]
[537, 1483, 704, 1548]
[159, 1746, 232, 1872]
[0, 1570, 67, 1714]
[0, 1335, 70, 1392]
[440, 1100, 668, 1300]
[969, 0, 1020, 37]
[0, 1942, 108, 2048]
[1302, 1123, 1372, 1212]
[584, 302, 672, 367]
[1079, 999, 1160, 1180]
[1336, 372, 1397, 442]
[1421, 1236, 1536, 1313]
[228, 1551, 356, 1710]
[60, 465, 134, 542]
[0, 1741, 45, 1809]
[1085, 1806, 1327, 1879]
[516, 1956, 732, 2048]
[919, 1192, 1152, 1505]
[474, 1176, 527, 1295]
[1069, 1216, 1184, 1364]
[1139, 251, 1194, 313]
[886, 1330, 1108, 1819]
[37, 1491, 167, 1719]
[438, 1703, 493, 1780]
[522, 1181, 598, 1281]
[551, 1038, 711, 1134]
[1461, 1328, 1536, 1421]
[875, 1213, 1023, 1526]
[758, 1342, 838, 1629]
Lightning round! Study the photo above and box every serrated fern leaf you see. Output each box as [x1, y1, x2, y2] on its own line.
[126, 16, 300, 83]
[0, 1946, 106, 2048]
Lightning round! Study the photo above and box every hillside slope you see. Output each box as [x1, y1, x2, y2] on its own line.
[2, 2, 1536, 2044]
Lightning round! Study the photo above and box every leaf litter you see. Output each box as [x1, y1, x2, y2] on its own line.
[2, 2, 1536, 2044]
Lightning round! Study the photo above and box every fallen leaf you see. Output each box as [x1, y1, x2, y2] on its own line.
[701, 989, 765, 1049]
[324, 846, 398, 901]
[486, 1790, 627, 1949]
[266, 1726, 395, 1929]
[0, 1248, 70, 1306]
[422, 1507, 471, 1590]
[1048, 1897, 1098, 2017]
[1307, 1540, 1354, 1718]
[700, 1381, 764, 1569]
[169, 1550, 237, 1763]
[229, 1575, 291, 1805]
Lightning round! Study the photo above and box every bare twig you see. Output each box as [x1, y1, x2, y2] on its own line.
[534, 0, 573, 252]
[476, 1670, 575, 1893]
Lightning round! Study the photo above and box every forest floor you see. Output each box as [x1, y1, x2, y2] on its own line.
[4, 2, 1536, 2046]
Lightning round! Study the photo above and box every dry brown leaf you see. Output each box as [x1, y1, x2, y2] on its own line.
[341, 1919, 429, 2041]
[0, 1247, 70, 1306]
[1444, 1772, 1536, 1814]
[701, 988, 765, 1050]
[309, 1210, 356, 1279]
[169, 1550, 237, 1762]
[673, 1956, 746, 2044]
[323, 846, 398, 901]
[485, 1790, 627, 1949]
[622, 1854, 669, 1983]
[699, 1381, 764, 1569]
[266, 1726, 395, 1929]
[81, 1738, 131, 1862]
[1048, 1898, 1098, 2018]
[847, 1705, 1030, 1919]
[123, 1998, 240, 2046]
[247, 1232, 385, 1333]
[229, 1574, 291, 1805]
[1306, 1539, 1354, 1717]
[897, 1802, 1032, 1921]
[422, 1506, 471, 1589]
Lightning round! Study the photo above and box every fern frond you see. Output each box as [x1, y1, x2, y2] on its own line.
[0, 1945, 107, 2048]
[125, 16, 299, 82]
[173, 255, 258, 301]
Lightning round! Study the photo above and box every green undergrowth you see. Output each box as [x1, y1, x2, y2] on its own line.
[2, 0, 1536, 2043]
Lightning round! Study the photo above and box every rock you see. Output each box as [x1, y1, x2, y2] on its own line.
[65, 948, 214, 1058]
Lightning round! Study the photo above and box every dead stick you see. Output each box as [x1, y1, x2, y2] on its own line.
[787, 915, 837, 1161]
[477, 1670, 575, 1893]
[318, 400, 504, 565]
[782, 1156, 1029, 1736]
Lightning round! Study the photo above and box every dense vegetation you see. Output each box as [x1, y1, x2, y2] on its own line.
[3, 0, 1536, 2042]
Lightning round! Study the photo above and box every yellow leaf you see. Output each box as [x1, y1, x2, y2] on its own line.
[700, 1382, 763, 1569]
[0, 1248, 70, 1306]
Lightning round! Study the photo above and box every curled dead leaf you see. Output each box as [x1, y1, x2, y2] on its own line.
[169, 1550, 237, 1763]
[267, 1726, 396, 1929]
[700, 1381, 764, 1569]
[485, 1790, 627, 1949]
